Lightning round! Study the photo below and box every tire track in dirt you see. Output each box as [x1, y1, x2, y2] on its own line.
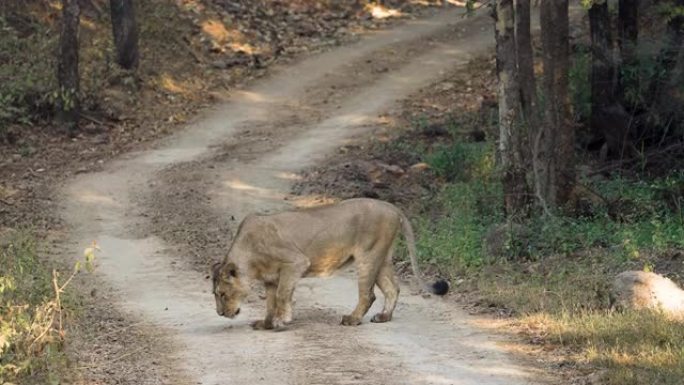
[61, 6, 545, 385]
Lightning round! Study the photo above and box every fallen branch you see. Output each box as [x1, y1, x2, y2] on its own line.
[76, 346, 148, 370]
[587, 141, 684, 176]
[81, 112, 115, 127]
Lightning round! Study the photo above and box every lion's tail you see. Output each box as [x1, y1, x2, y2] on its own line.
[398, 211, 449, 296]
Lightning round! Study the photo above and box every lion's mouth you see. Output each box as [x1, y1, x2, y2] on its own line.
[222, 308, 240, 318]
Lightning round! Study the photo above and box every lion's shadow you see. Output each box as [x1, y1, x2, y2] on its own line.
[195, 305, 361, 334]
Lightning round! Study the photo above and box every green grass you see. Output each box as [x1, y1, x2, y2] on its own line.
[414, 142, 684, 268]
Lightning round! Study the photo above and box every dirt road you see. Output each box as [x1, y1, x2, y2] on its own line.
[62, 6, 543, 385]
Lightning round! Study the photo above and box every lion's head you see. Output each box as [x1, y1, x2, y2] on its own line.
[211, 261, 247, 318]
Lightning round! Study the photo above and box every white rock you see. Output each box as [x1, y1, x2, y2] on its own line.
[611, 271, 684, 319]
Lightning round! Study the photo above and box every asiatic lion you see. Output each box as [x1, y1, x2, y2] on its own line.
[212, 198, 448, 330]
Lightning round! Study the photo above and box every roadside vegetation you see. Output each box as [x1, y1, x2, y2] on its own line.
[406, 122, 684, 384]
[0, 234, 96, 384]
[409, 2, 683, 383]
[374, 24, 683, 383]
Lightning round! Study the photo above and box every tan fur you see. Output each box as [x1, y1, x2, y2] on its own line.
[212, 198, 437, 330]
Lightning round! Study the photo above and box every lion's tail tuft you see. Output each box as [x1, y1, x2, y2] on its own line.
[430, 279, 450, 296]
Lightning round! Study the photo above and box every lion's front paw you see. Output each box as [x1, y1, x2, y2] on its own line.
[340, 315, 362, 326]
[282, 309, 293, 324]
[371, 312, 391, 323]
[251, 319, 274, 330]
[271, 317, 289, 331]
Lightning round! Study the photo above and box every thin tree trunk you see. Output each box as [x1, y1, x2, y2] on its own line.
[589, 1, 615, 113]
[496, 0, 530, 218]
[617, 0, 638, 103]
[589, 0, 628, 158]
[515, 0, 541, 214]
[110, 0, 139, 70]
[57, 0, 81, 131]
[539, 0, 573, 209]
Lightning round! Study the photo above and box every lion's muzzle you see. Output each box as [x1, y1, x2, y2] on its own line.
[220, 307, 241, 318]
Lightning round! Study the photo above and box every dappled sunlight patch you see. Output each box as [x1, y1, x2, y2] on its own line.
[79, 18, 97, 30]
[224, 178, 266, 192]
[200, 19, 262, 55]
[201, 19, 233, 44]
[47, 1, 61, 11]
[332, 113, 371, 126]
[157, 73, 203, 97]
[366, 3, 403, 19]
[288, 194, 338, 209]
[229, 41, 260, 55]
[373, 114, 396, 127]
[72, 189, 119, 206]
[160, 74, 188, 95]
[233, 90, 270, 103]
[444, 0, 482, 7]
[178, 0, 206, 13]
[223, 178, 285, 201]
[276, 172, 303, 181]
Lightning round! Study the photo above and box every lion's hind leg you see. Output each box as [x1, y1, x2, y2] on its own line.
[341, 247, 390, 326]
[341, 274, 377, 326]
[371, 258, 399, 323]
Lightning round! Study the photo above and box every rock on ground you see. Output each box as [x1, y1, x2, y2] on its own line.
[611, 270, 684, 319]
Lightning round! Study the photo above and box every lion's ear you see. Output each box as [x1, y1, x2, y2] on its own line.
[222, 262, 238, 280]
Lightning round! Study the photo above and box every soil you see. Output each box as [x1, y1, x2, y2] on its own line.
[54, 5, 553, 385]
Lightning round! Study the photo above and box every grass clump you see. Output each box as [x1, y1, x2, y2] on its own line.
[524, 310, 684, 385]
[0, 234, 96, 384]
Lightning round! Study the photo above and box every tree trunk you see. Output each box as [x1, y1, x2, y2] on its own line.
[617, 0, 638, 104]
[496, 0, 530, 218]
[648, 0, 683, 102]
[515, 0, 536, 125]
[539, 0, 573, 209]
[110, 0, 139, 70]
[589, 1, 615, 113]
[589, 0, 628, 158]
[57, 0, 81, 131]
